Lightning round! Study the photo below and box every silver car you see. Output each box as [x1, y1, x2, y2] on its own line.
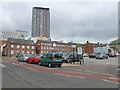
[18, 54, 31, 62]
[96, 53, 108, 59]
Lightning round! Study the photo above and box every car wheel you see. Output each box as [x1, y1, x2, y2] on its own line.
[58, 64, 61, 67]
[48, 63, 52, 68]
[27, 60, 29, 63]
[68, 60, 70, 63]
[39, 61, 42, 66]
[18, 59, 20, 62]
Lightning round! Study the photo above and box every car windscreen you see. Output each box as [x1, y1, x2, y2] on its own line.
[54, 54, 62, 58]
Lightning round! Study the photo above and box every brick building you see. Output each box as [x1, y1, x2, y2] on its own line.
[82, 41, 98, 54]
[2, 38, 35, 57]
[36, 40, 74, 55]
[0, 40, 7, 55]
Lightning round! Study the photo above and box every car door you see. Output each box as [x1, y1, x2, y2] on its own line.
[20, 55, 23, 61]
[40, 54, 46, 65]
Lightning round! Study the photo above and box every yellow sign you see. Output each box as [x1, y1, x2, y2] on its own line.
[76, 44, 81, 47]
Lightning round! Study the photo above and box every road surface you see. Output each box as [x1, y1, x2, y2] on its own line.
[1, 56, 119, 88]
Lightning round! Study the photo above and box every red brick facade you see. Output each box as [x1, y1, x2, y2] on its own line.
[2, 38, 35, 57]
[82, 41, 97, 54]
[36, 40, 73, 55]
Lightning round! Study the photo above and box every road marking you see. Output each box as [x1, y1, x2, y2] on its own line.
[85, 70, 115, 77]
[64, 67, 115, 77]
[109, 77, 119, 80]
[102, 79, 113, 83]
[12, 63, 19, 65]
[75, 76, 85, 78]
[64, 67, 81, 71]
[0, 64, 6, 67]
[26, 67, 38, 72]
[54, 73, 65, 76]
[54, 73, 85, 79]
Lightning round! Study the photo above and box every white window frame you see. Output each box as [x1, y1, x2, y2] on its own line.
[17, 45, 20, 48]
[22, 45, 25, 49]
[11, 50, 14, 54]
[32, 46, 34, 49]
[22, 51, 24, 54]
[27, 51, 29, 54]
[32, 51, 34, 54]
[11, 45, 14, 48]
[27, 46, 30, 49]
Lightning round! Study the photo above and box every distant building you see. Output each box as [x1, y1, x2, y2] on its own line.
[82, 41, 98, 54]
[32, 7, 50, 38]
[35, 40, 73, 55]
[0, 40, 7, 55]
[0, 30, 28, 40]
[2, 38, 35, 57]
[94, 44, 110, 54]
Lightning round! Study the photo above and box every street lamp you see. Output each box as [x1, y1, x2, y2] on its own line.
[71, 45, 76, 64]
[21, 35, 24, 54]
[52, 43, 56, 52]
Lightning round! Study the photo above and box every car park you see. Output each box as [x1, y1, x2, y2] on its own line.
[27, 55, 42, 63]
[95, 53, 108, 59]
[62, 52, 82, 63]
[18, 54, 31, 62]
[39, 52, 63, 68]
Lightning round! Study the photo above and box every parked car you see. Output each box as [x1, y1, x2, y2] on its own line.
[27, 55, 42, 63]
[89, 53, 96, 58]
[83, 53, 89, 57]
[18, 54, 31, 62]
[62, 52, 82, 63]
[108, 53, 117, 57]
[96, 53, 108, 59]
[39, 52, 63, 68]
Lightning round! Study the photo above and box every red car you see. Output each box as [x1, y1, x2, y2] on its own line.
[108, 53, 117, 57]
[27, 55, 41, 63]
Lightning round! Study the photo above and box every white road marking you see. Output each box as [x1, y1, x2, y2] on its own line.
[75, 76, 85, 78]
[109, 77, 119, 80]
[0, 64, 6, 67]
[12, 63, 19, 65]
[102, 79, 113, 83]
[54, 73, 65, 76]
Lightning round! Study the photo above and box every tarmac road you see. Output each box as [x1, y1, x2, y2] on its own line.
[1, 56, 119, 88]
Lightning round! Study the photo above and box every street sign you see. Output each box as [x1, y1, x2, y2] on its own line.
[76, 44, 81, 47]
[53, 43, 56, 47]
[77, 47, 82, 54]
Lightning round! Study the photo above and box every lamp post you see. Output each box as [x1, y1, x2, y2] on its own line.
[52, 43, 56, 52]
[21, 35, 24, 54]
[71, 45, 76, 64]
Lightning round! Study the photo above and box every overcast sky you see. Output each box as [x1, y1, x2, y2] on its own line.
[1, 1, 118, 44]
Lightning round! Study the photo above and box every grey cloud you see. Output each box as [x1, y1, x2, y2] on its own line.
[1, 2, 118, 43]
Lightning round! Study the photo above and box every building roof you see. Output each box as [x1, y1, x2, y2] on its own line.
[33, 7, 49, 10]
[8, 38, 35, 45]
[94, 44, 107, 47]
[38, 40, 83, 46]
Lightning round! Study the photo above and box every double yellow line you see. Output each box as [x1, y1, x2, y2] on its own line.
[64, 67, 115, 77]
